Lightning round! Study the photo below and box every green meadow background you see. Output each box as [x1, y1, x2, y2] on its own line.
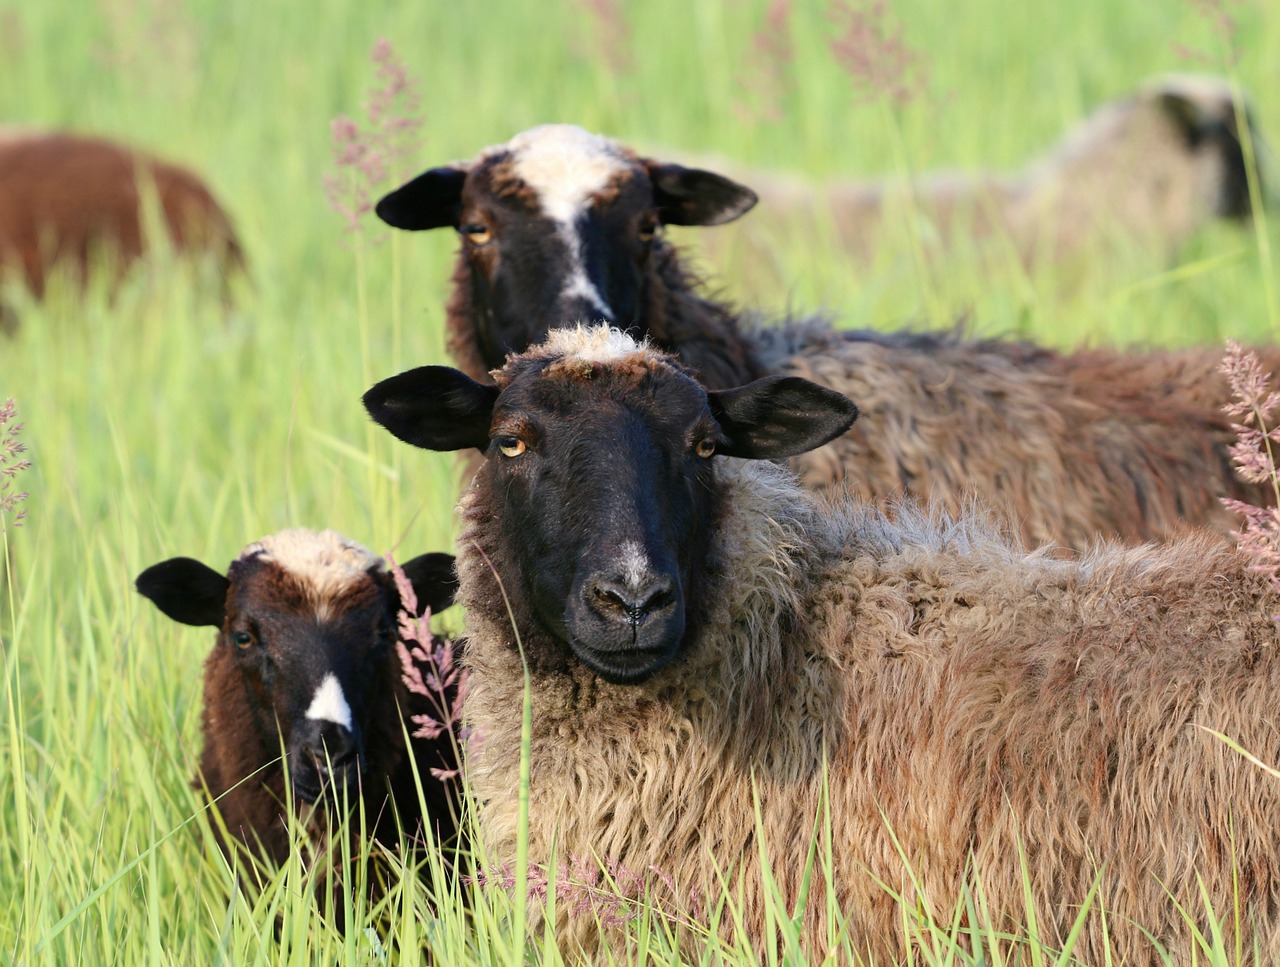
[1, 0, 1278, 962]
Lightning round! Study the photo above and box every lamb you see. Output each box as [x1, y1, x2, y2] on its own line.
[364, 325, 1280, 964]
[134, 529, 462, 886]
[694, 74, 1270, 280]
[374, 122, 1274, 549]
[0, 131, 244, 329]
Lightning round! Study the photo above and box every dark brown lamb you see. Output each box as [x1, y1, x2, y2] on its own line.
[135, 529, 462, 890]
[376, 123, 1275, 550]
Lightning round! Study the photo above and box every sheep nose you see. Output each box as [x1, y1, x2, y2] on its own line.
[298, 721, 359, 773]
[589, 575, 675, 626]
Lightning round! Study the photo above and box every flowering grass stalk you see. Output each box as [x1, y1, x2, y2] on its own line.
[1220, 341, 1280, 600]
[388, 555, 467, 782]
[0, 397, 29, 532]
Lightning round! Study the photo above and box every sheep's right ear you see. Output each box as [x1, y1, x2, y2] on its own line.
[375, 167, 468, 231]
[364, 366, 499, 452]
[708, 375, 858, 460]
[135, 558, 229, 627]
[397, 552, 459, 615]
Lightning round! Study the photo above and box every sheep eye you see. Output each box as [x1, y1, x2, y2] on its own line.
[638, 219, 658, 242]
[497, 435, 527, 458]
[231, 631, 255, 649]
[461, 223, 492, 246]
[695, 438, 716, 459]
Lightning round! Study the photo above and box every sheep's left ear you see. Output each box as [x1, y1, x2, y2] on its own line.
[364, 365, 499, 452]
[135, 557, 230, 627]
[708, 375, 858, 460]
[646, 162, 758, 227]
[396, 552, 459, 615]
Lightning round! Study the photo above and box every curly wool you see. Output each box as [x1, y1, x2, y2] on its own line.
[458, 456, 1280, 963]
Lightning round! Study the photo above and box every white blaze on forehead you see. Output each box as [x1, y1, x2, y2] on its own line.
[618, 541, 652, 590]
[505, 125, 631, 319]
[239, 528, 383, 619]
[506, 124, 633, 222]
[305, 674, 353, 731]
[539, 324, 648, 364]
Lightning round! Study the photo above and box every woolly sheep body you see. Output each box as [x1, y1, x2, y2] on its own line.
[0, 131, 243, 324]
[459, 454, 1280, 963]
[692, 74, 1267, 281]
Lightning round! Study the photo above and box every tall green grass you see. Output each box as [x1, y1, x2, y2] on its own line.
[1, 0, 1278, 962]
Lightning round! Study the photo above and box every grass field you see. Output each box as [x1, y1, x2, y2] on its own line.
[2, 0, 1279, 962]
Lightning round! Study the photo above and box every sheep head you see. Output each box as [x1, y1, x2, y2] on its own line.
[375, 124, 757, 374]
[136, 530, 457, 805]
[364, 325, 856, 684]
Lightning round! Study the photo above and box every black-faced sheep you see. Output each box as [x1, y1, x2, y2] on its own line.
[135, 529, 462, 885]
[694, 73, 1271, 284]
[374, 122, 1274, 550]
[0, 130, 244, 328]
[365, 326, 1280, 964]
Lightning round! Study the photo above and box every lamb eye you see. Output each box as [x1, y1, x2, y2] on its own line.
[695, 438, 716, 459]
[461, 223, 492, 246]
[497, 435, 527, 458]
[638, 219, 658, 242]
[231, 631, 255, 649]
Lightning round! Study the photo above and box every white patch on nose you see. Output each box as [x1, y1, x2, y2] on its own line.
[305, 674, 353, 731]
[618, 541, 652, 591]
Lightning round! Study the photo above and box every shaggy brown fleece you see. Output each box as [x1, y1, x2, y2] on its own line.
[770, 327, 1280, 550]
[0, 131, 243, 305]
[458, 456, 1280, 964]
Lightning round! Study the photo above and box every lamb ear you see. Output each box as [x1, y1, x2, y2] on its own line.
[363, 366, 498, 452]
[396, 552, 459, 615]
[135, 557, 229, 628]
[646, 162, 758, 227]
[708, 375, 858, 460]
[375, 166, 468, 231]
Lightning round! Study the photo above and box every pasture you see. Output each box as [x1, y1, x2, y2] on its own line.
[1, 0, 1278, 962]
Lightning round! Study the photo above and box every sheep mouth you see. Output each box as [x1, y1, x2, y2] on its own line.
[291, 760, 364, 806]
[569, 638, 680, 685]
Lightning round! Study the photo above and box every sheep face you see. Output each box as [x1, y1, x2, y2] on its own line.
[376, 125, 757, 372]
[136, 532, 457, 806]
[364, 326, 855, 684]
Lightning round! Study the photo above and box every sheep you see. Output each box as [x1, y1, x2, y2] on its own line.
[134, 529, 462, 888]
[693, 73, 1271, 283]
[364, 325, 1280, 964]
[0, 131, 244, 328]
[374, 122, 1274, 550]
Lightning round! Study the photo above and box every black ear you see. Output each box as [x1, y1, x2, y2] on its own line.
[375, 166, 469, 231]
[708, 375, 858, 460]
[364, 365, 499, 452]
[398, 552, 459, 615]
[136, 557, 230, 628]
[646, 162, 758, 227]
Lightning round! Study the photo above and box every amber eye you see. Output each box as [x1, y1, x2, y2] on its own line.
[231, 631, 255, 650]
[461, 222, 492, 246]
[497, 435, 527, 458]
[638, 219, 658, 242]
[695, 438, 716, 458]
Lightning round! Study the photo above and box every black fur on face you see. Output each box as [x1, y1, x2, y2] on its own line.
[374, 127, 757, 374]
[363, 336, 857, 685]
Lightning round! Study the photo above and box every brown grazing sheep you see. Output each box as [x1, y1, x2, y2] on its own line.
[135, 529, 462, 887]
[0, 130, 243, 326]
[375, 123, 1273, 549]
[364, 326, 1280, 964]
[695, 73, 1270, 280]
